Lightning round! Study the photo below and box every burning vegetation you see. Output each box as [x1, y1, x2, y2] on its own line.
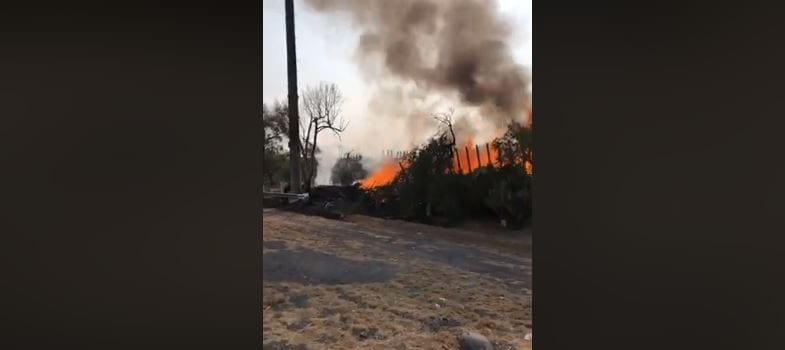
[361, 115, 533, 228]
[264, 1, 532, 348]
[361, 108, 533, 190]
[266, 0, 533, 229]
[269, 116, 532, 230]
[360, 161, 403, 189]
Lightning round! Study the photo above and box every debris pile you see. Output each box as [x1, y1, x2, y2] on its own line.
[278, 184, 368, 220]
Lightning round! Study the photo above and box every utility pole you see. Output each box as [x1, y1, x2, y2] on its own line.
[285, 0, 302, 193]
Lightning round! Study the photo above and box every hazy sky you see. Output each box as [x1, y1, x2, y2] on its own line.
[263, 0, 531, 184]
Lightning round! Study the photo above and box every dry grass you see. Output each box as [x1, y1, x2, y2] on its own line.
[263, 210, 532, 350]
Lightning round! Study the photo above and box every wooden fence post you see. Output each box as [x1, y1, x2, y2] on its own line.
[486, 143, 492, 168]
[465, 146, 472, 172]
[454, 147, 462, 173]
[475, 144, 481, 167]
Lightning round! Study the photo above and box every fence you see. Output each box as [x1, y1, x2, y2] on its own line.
[381, 149, 410, 162]
[382, 142, 496, 173]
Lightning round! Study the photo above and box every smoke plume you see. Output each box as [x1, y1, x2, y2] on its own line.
[303, 0, 530, 128]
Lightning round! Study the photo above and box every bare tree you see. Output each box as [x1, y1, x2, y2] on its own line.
[432, 108, 457, 146]
[432, 108, 457, 173]
[300, 82, 348, 191]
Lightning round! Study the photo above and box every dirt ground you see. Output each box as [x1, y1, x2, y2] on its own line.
[262, 209, 532, 350]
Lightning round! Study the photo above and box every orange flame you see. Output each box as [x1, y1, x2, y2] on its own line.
[360, 110, 531, 189]
[452, 138, 499, 175]
[359, 160, 403, 188]
[361, 139, 501, 189]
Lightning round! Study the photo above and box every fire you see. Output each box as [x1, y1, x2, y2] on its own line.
[453, 138, 499, 175]
[360, 110, 532, 189]
[359, 160, 402, 188]
[361, 139, 501, 189]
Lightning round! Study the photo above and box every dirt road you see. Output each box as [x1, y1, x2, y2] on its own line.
[262, 209, 532, 350]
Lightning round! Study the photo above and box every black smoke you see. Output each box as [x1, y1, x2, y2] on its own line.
[304, 0, 530, 126]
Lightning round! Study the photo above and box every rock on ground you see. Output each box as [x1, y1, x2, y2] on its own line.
[459, 331, 494, 350]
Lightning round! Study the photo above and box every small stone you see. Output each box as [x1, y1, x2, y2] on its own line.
[288, 294, 310, 308]
[434, 303, 441, 308]
[352, 327, 385, 341]
[491, 340, 516, 350]
[286, 319, 310, 331]
[458, 331, 493, 350]
[524, 332, 532, 341]
[423, 316, 462, 332]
